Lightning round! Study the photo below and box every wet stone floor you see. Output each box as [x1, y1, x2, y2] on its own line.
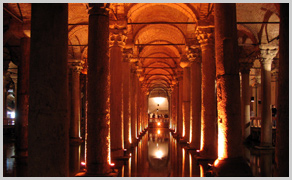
[3, 128, 276, 177]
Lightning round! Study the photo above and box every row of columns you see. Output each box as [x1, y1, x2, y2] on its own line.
[11, 2, 289, 177]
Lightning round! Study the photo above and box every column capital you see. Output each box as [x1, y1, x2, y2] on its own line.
[122, 47, 133, 62]
[186, 45, 202, 63]
[109, 25, 127, 48]
[196, 27, 215, 46]
[68, 59, 84, 73]
[88, 3, 109, 16]
[259, 45, 278, 65]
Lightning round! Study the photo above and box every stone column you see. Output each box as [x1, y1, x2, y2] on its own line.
[197, 26, 217, 158]
[180, 57, 191, 142]
[86, 4, 111, 175]
[259, 45, 278, 148]
[176, 70, 183, 138]
[188, 46, 202, 150]
[239, 58, 253, 141]
[28, 3, 69, 176]
[130, 66, 138, 145]
[213, 3, 252, 176]
[109, 26, 127, 159]
[68, 60, 83, 142]
[122, 48, 132, 149]
[15, 37, 30, 158]
[275, 3, 289, 177]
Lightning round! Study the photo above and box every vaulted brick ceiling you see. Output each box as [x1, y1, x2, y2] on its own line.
[3, 3, 280, 96]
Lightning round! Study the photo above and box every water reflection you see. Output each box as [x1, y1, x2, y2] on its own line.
[3, 128, 276, 177]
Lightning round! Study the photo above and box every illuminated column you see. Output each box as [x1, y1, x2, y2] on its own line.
[15, 37, 30, 158]
[130, 66, 138, 144]
[28, 4, 69, 176]
[239, 58, 253, 141]
[86, 4, 111, 175]
[188, 45, 202, 149]
[180, 56, 191, 141]
[197, 26, 217, 158]
[177, 70, 183, 138]
[213, 3, 252, 176]
[68, 60, 83, 142]
[259, 45, 278, 148]
[122, 48, 132, 149]
[275, 4, 289, 176]
[109, 26, 127, 159]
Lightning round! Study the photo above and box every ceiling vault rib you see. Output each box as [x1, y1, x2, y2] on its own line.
[127, 22, 197, 25]
[133, 57, 180, 59]
[134, 43, 185, 46]
[3, 6, 23, 23]
[237, 22, 280, 24]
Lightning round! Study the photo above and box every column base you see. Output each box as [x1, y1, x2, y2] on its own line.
[75, 171, 118, 177]
[179, 137, 189, 144]
[254, 145, 275, 150]
[70, 137, 84, 145]
[212, 157, 252, 177]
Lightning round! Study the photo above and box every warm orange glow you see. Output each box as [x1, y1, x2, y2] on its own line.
[129, 126, 132, 144]
[157, 122, 161, 126]
[129, 156, 132, 177]
[200, 123, 204, 151]
[182, 148, 185, 176]
[189, 116, 192, 143]
[155, 150, 163, 159]
[214, 159, 220, 167]
[200, 165, 204, 177]
[218, 122, 227, 159]
[153, 97, 165, 104]
[189, 153, 192, 177]
[182, 117, 185, 137]
[157, 129, 161, 134]
[81, 161, 86, 166]
[122, 165, 125, 177]
[110, 163, 115, 167]
[107, 120, 111, 165]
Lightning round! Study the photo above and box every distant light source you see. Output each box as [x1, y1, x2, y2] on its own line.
[157, 129, 161, 134]
[154, 97, 165, 104]
[81, 162, 86, 166]
[110, 163, 115, 167]
[155, 150, 163, 159]
[157, 122, 161, 126]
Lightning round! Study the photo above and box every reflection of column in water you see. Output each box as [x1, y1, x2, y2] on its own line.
[243, 146, 251, 166]
[260, 150, 273, 177]
[177, 142, 182, 176]
[182, 148, 185, 177]
[250, 155, 257, 176]
[200, 164, 204, 177]
[190, 156, 201, 177]
[184, 148, 190, 177]
[128, 154, 132, 177]
[69, 144, 80, 176]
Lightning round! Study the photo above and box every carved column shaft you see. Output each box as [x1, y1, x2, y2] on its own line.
[197, 27, 217, 158]
[68, 60, 83, 140]
[16, 37, 30, 158]
[109, 26, 127, 159]
[122, 48, 132, 149]
[190, 56, 202, 149]
[259, 46, 278, 147]
[28, 4, 69, 176]
[176, 71, 183, 137]
[239, 59, 253, 141]
[86, 4, 111, 175]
